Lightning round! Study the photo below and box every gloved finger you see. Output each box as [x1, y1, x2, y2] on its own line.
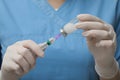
[15, 40, 44, 57]
[5, 59, 23, 77]
[75, 22, 109, 31]
[96, 40, 116, 50]
[11, 61, 23, 77]
[77, 14, 104, 23]
[82, 30, 113, 41]
[16, 46, 37, 69]
[12, 52, 30, 73]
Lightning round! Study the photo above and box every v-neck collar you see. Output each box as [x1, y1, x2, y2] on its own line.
[32, 0, 74, 27]
[45, 0, 68, 12]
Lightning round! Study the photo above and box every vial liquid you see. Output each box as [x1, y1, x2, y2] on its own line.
[60, 17, 80, 37]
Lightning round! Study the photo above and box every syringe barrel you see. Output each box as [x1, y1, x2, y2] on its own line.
[39, 42, 48, 51]
[39, 37, 55, 50]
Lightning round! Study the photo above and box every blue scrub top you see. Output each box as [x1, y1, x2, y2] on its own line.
[0, 0, 120, 80]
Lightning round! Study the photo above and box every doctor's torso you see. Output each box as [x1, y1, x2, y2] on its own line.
[0, 0, 117, 80]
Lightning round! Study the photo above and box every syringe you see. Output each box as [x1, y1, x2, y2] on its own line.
[39, 37, 55, 50]
[39, 33, 62, 50]
[39, 17, 79, 50]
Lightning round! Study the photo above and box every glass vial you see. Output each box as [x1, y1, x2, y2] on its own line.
[60, 17, 79, 37]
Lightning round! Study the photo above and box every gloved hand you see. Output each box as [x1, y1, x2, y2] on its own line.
[75, 14, 119, 79]
[1, 40, 44, 80]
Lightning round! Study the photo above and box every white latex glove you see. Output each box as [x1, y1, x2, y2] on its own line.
[75, 14, 119, 79]
[1, 40, 44, 80]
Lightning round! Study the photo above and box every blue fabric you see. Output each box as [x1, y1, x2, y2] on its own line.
[0, 0, 120, 80]
[0, 45, 2, 69]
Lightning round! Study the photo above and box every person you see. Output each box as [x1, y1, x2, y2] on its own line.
[0, 0, 120, 80]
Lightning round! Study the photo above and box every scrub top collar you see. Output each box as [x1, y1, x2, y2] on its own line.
[32, 0, 74, 28]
